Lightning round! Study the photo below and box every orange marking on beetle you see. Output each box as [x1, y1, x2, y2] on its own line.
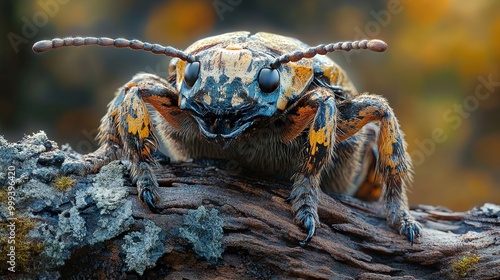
[126, 82, 138, 88]
[141, 145, 152, 157]
[324, 65, 339, 84]
[335, 102, 402, 170]
[109, 109, 125, 137]
[309, 127, 325, 155]
[379, 119, 399, 169]
[336, 105, 382, 142]
[144, 95, 184, 129]
[125, 116, 150, 139]
[292, 66, 313, 87]
[108, 134, 120, 143]
[355, 171, 383, 201]
[144, 95, 172, 106]
[317, 56, 357, 96]
[305, 162, 314, 172]
[282, 105, 316, 142]
[280, 63, 313, 108]
[359, 105, 381, 118]
[125, 103, 151, 139]
[309, 123, 333, 156]
[285, 64, 314, 100]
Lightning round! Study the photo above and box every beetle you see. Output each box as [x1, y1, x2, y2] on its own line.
[33, 31, 421, 246]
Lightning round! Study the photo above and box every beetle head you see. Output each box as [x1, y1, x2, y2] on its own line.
[172, 43, 286, 140]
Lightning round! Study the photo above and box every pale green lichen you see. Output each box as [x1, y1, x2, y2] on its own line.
[39, 224, 68, 267]
[1, 133, 132, 270]
[84, 161, 133, 244]
[0, 132, 158, 275]
[57, 206, 86, 241]
[16, 179, 59, 210]
[122, 220, 165, 275]
[0, 132, 59, 180]
[90, 161, 129, 213]
[0, 132, 61, 272]
[36, 161, 133, 268]
[37, 161, 133, 266]
[179, 206, 224, 264]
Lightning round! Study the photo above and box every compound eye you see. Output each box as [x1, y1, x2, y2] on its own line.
[184, 61, 200, 88]
[258, 67, 280, 93]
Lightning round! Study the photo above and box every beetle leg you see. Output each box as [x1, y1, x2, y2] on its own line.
[63, 73, 183, 213]
[336, 94, 421, 243]
[282, 88, 337, 246]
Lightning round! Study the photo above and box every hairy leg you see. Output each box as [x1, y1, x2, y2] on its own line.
[282, 87, 337, 245]
[336, 93, 421, 243]
[63, 73, 184, 213]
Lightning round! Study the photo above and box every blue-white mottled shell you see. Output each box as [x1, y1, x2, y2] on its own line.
[172, 31, 356, 114]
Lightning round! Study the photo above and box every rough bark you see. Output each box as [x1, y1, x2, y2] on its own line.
[0, 132, 499, 279]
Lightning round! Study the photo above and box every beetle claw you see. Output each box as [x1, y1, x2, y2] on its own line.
[299, 214, 316, 246]
[140, 189, 160, 214]
[400, 219, 422, 245]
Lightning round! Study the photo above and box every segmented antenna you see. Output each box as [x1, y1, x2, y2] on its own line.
[270, 39, 387, 69]
[32, 37, 195, 62]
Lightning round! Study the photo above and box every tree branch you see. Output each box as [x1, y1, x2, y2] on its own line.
[1, 132, 499, 279]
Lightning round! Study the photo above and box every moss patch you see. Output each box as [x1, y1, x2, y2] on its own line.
[451, 254, 481, 278]
[52, 176, 76, 192]
[0, 217, 44, 273]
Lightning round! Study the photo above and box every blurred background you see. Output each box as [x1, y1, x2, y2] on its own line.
[1, 0, 499, 210]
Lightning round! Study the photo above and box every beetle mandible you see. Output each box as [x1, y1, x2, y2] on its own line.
[33, 31, 421, 246]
